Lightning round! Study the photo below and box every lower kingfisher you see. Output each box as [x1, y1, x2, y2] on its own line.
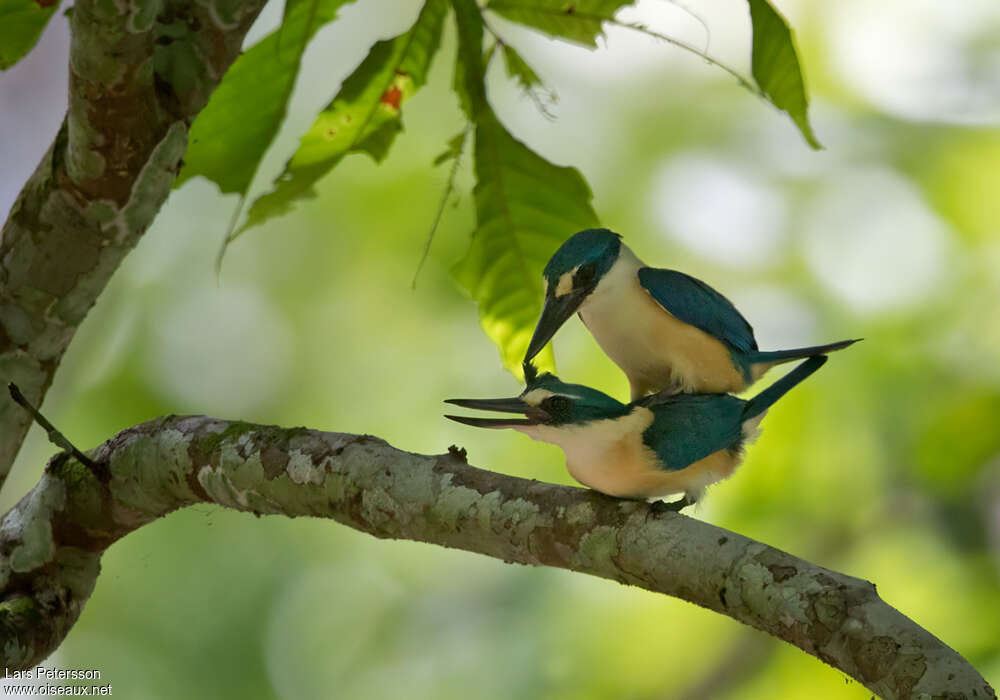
[445, 355, 827, 507]
[523, 228, 858, 400]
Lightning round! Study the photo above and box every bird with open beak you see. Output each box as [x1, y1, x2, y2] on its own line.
[446, 356, 827, 507]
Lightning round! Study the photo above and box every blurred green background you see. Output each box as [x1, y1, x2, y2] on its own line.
[2, 0, 1000, 697]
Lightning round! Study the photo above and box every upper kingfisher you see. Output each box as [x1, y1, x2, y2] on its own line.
[445, 356, 827, 506]
[523, 228, 858, 400]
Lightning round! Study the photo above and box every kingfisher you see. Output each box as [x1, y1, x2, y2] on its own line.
[524, 228, 858, 400]
[445, 355, 827, 507]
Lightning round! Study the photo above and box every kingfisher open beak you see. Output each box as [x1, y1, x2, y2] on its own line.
[524, 289, 587, 364]
[444, 397, 548, 429]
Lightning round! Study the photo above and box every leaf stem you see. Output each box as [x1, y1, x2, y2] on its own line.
[606, 17, 762, 96]
[216, 194, 246, 278]
[412, 126, 471, 289]
[7, 383, 96, 469]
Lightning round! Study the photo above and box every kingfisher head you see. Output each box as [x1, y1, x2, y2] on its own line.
[445, 369, 629, 431]
[524, 228, 623, 364]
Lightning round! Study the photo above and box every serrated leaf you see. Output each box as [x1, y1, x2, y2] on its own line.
[454, 116, 599, 376]
[501, 42, 557, 118]
[485, 0, 633, 48]
[747, 0, 820, 149]
[501, 44, 542, 90]
[237, 0, 449, 235]
[175, 0, 356, 193]
[451, 0, 600, 378]
[0, 0, 58, 70]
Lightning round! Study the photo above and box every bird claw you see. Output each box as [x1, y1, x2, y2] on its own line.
[648, 496, 692, 515]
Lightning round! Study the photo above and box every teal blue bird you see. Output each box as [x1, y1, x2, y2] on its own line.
[524, 228, 858, 400]
[445, 356, 827, 505]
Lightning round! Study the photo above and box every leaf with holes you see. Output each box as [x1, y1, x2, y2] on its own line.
[236, 0, 450, 236]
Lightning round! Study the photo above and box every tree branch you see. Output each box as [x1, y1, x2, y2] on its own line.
[0, 416, 992, 700]
[0, 0, 267, 489]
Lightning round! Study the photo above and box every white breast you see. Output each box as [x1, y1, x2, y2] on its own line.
[578, 246, 745, 398]
[516, 408, 665, 499]
[515, 405, 746, 502]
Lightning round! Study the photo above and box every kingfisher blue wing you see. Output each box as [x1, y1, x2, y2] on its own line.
[637, 268, 758, 354]
[637, 393, 746, 471]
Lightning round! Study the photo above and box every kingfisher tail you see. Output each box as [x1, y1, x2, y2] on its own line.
[748, 338, 861, 366]
[743, 355, 828, 420]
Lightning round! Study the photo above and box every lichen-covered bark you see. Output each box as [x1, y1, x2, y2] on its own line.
[0, 416, 992, 700]
[0, 0, 266, 488]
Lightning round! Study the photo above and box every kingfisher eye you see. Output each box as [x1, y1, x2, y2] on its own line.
[544, 396, 572, 414]
[575, 263, 596, 286]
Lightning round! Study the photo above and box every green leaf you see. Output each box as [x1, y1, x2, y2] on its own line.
[747, 0, 820, 149]
[237, 0, 450, 235]
[501, 42, 557, 118]
[451, 0, 600, 377]
[454, 116, 600, 376]
[433, 130, 467, 166]
[501, 43, 541, 90]
[485, 0, 633, 48]
[0, 0, 58, 70]
[450, 0, 487, 119]
[487, 0, 818, 148]
[175, 0, 356, 194]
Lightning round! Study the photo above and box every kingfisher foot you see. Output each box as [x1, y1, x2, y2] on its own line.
[648, 497, 691, 515]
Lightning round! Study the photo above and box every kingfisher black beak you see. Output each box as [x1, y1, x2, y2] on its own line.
[444, 397, 548, 428]
[524, 289, 587, 364]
